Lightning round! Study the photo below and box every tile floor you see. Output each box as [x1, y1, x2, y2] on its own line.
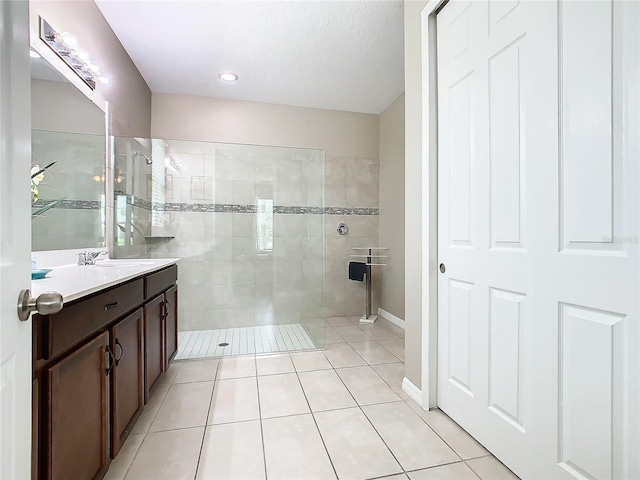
[105, 316, 519, 480]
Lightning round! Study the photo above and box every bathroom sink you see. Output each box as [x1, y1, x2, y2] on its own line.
[94, 260, 155, 268]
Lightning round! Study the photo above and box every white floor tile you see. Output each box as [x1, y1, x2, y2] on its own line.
[408, 462, 480, 480]
[104, 434, 144, 480]
[336, 366, 401, 405]
[326, 316, 353, 327]
[323, 343, 367, 368]
[363, 402, 459, 471]
[256, 353, 295, 376]
[298, 369, 357, 412]
[405, 404, 489, 460]
[290, 351, 333, 372]
[173, 359, 219, 384]
[372, 363, 410, 400]
[197, 421, 266, 480]
[258, 373, 310, 418]
[149, 382, 213, 432]
[208, 377, 260, 425]
[216, 356, 256, 379]
[465, 456, 519, 480]
[378, 338, 405, 361]
[314, 407, 402, 480]
[125, 427, 204, 480]
[262, 414, 336, 479]
[131, 385, 170, 435]
[349, 341, 402, 364]
[334, 325, 373, 342]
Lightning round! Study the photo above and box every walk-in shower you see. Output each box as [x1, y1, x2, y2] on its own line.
[111, 137, 326, 357]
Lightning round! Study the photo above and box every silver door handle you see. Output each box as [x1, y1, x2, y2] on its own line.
[17, 289, 63, 321]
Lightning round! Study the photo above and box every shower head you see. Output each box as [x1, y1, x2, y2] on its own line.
[116, 151, 152, 164]
[134, 152, 152, 164]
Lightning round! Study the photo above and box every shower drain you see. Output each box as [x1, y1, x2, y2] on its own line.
[218, 342, 229, 347]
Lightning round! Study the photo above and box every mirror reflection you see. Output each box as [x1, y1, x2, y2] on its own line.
[30, 51, 106, 251]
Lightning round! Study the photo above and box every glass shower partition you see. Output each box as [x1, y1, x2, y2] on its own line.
[111, 137, 326, 357]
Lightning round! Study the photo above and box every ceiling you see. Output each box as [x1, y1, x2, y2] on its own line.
[95, 0, 404, 115]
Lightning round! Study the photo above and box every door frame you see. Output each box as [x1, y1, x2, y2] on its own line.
[410, 0, 447, 410]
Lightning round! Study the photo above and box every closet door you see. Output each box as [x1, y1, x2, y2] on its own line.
[436, 1, 639, 478]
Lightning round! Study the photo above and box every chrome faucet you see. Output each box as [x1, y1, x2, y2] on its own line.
[77, 251, 107, 265]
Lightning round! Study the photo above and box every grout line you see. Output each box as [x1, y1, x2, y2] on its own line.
[254, 355, 269, 480]
[401, 401, 465, 463]
[119, 340, 426, 480]
[118, 378, 173, 479]
[191, 361, 219, 480]
[329, 358, 406, 475]
[294, 365, 340, 480]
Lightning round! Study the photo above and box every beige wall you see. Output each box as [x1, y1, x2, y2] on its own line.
[151, 93, 381, 318]
[404, 0, 429, 392]
[30, 0, 152, 137]
[31, 79, 105, 135]
[151, 93, 378, 159]
[379, 94, 405, 320]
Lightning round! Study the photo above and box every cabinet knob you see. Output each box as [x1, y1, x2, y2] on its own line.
[17, 289, 63, 321]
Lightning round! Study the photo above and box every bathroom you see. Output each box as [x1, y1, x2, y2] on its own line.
[5, 0, 640, 479]
[14, 1, 428, 479]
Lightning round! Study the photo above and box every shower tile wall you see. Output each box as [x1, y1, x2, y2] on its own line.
[149, 142, 327, 331]
[119, 140, 380, 330]
[324, 156, 380, 317]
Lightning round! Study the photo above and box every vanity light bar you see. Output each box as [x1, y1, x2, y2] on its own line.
[39, 17, 108, 90]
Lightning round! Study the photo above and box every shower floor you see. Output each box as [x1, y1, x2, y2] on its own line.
[175, 323, 318, 360]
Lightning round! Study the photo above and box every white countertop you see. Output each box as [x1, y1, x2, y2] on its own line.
[31, 258, 179, 304]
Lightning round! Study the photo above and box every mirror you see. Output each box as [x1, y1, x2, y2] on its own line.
[30, 52, 107, 251]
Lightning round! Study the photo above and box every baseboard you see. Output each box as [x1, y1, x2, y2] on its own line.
[377, 308, 405, 329]
[402, 377, 423, 406]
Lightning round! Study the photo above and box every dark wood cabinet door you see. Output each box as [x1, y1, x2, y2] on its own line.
[144, 294, 164, 402]
[47, 332, 110, 480]
[111, 308, 144, 458]
[164, 285, 178, 368]
[32, 377, 39, 480]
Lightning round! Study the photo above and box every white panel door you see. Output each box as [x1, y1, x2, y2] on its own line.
[0, 2, 33, 479]
[437, 1, 639, 479]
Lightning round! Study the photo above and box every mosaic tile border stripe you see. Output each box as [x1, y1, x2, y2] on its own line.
[38, 197, 379, 216]
[154, 203, 378, 215]
[32, 199, 101, 210]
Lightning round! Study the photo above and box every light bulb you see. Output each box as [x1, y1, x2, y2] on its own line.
[88, 63, 100, 74]
[218, 72, 239, 82]
[60, 32, 78, 49]
[76, 48, 90, 63]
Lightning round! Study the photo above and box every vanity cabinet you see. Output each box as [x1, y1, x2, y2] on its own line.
[32, 264, 178, 480]
[110, 308, 144, 457]
[47, 332, 110, 480]
[143, 265, 179, 401]
[164, 285, 178, 368]
[144, 294, 165, 402]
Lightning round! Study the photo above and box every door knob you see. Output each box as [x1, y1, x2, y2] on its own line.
[17, 289, 63, 321]
[439, 263, 446, 273]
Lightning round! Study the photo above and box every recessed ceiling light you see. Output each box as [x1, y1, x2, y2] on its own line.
[30, 50, 41, 58]
[218, 72, 238, 83]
